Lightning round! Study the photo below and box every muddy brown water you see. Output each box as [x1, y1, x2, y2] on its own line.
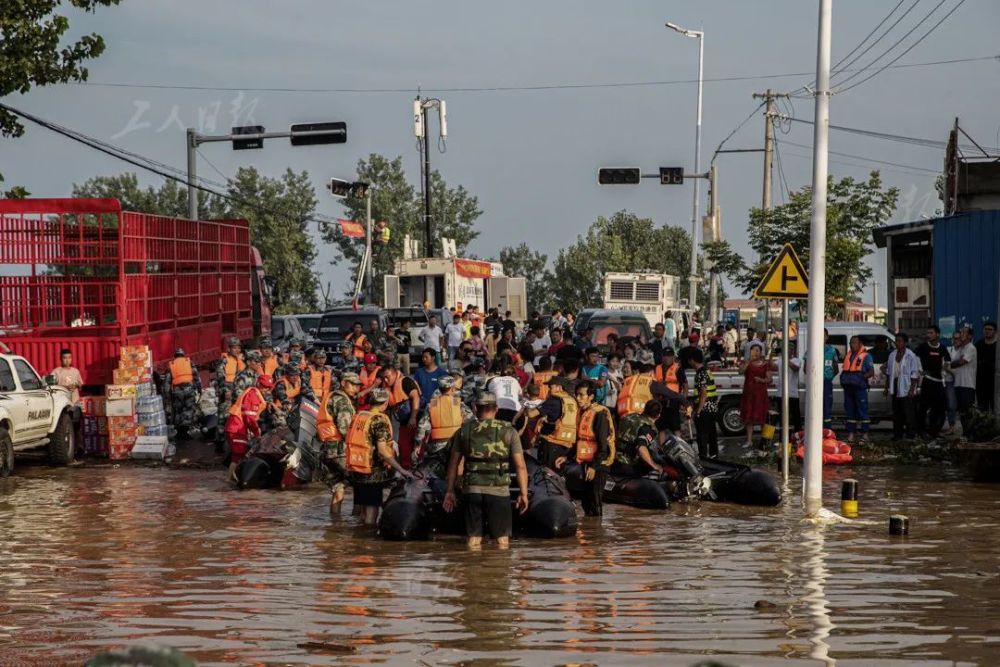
[1, 464, 998, 666]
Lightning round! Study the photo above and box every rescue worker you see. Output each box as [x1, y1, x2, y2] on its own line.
[346, 321, 368, 362]
[617, 359, 657, 418]
[653, 348, 688, 437]
[380, 360, 422, 469]
[324, 372, 360, 513]
[224, 374, 273, 480]
[259, 337, 280, 379]
[375, 219, 391, 244]
[357, 353, 382, 410]
[214, 336, 245, 448]
[841, 334, 875, 444]
[272, 363, 311, 431]
[442, 392, 530, 548]
[535, 375, 579, 469]
[344, 387, 412, 526]
[688, 348, 720, 460]
[531, 356, 557, 401]
[282, 338, 304, 366]
[555, 380, 615, 517]
[613, 400, 667, 477]
[164, 348, 201, 441]
[231, 350, 262, 405]
[303, 349, 333, 399]
[415, 375, 473, 477]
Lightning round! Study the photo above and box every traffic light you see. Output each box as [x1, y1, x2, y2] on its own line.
[327, 178, 353, 198]
[290, 121, 347, 146]
[232, 125, 264, 150]
[659, 167, 684, 184]
[597, 168, 641, 185]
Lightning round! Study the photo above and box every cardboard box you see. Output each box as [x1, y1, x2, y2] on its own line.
[106, 398, 135, 417]
[81, 396, 106, 417]
[112, 368, 139, 385]
[108, 443, 133, 460]
[131, 435, 169, 459]
[106, 384, 139, 400]
[108, 416, 136, 430]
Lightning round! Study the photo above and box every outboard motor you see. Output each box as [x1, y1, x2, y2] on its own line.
[662, 435, 714, 500]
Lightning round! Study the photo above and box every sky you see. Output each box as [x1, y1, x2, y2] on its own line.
[4, 0, 999, 311]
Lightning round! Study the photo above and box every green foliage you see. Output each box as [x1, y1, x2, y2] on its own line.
[319, 154, 482, 304]
[550, 210, 695, 313]
[498, 243, 553, 313]
[1, 0, 122, 189]
[704, 172, 898, 317]
[963, 408, 999, 443]
[72, 170, 320, 313]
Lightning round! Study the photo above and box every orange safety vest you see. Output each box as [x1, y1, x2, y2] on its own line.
[617, 374, 654, 417]
[382, 369, 410, 407]
[577, 403, 615, 464]
[654, 362, 682, 394]
[169, 357, 194, 385]
[276, 377, 302, 409]
[223, 354, 245, 383]
[844, 348, 869, 373]
[315, 389, 339, 443]
[544, 393, 578, 447]
[262, 355, 280, 378]
[360, 366, 382, 391]
[228, 387, 265, 419]
[533, 370, 557, 401]
[345, 410, 391, 474]
[347, 333, 368, 360]
[309, 367, 332, 397]
[428, 394, 463, 441]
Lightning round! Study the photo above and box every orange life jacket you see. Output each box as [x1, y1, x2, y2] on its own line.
[533, 370, 557, 400]
[428, 394, 463, 441]
[577, 403, 615, 464]
[309, 367, 332, 397]
[347, 333, 368, 360]
[262, 355, 280, 378]
[169, 357, 194, 385]
[654, 362, 681, 394]
[316, 388, 349, 443]
[382, 369, 411, 407]
[276, 377, 302, 410]
[844, 348, 869, 373]
[617, 374, 654, 417]
[228, 387, 265, 419]
[223, 354, 244, 383]
[345, 410, 391, 474]
[544, 392, 578, 447]
[360, 366, 382, 391]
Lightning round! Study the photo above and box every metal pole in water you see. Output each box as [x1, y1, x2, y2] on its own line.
[803, 0, 832, 517]
[781, 299, 790, 483]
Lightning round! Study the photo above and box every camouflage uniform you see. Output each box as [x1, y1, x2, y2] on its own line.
[348, 410, 394, 485]
[214, 352, 245, 433]
[615, 412, 656, 468]
[453, 417, 521, 495]
[416, 392, 473, 477]
[163, 360, 201, 435]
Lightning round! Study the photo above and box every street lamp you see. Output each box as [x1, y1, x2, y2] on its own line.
[666, 21, 704, 318]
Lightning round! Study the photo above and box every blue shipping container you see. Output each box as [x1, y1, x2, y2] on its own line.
[933, 209, 1000, 335]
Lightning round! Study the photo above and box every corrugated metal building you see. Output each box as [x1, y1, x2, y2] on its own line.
[874, 209, 1000, 338]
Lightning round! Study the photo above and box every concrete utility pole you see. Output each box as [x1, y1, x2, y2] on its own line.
[414, 97, 447, 257]
[752, 90, 789, 334]
[804, 0, 833, 517]
[872, 280, 880, 323]
[707, 166, 720, 325]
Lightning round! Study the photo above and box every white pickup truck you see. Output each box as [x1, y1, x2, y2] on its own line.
[0, 353, 77, 476]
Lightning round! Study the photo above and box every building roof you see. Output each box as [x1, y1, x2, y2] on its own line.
[872, 219, 934, 248]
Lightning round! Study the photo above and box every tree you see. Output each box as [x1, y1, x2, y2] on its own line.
[73, 169, 321, 313]
[704, 172, 898, 317]
[549, 210, 697, 313]
[1, 1, 122, 194]
[498, 243, 553, 313]
[319, 154, 482, 304]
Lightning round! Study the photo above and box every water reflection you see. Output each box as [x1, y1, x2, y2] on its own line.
[800, 526, 835, 666]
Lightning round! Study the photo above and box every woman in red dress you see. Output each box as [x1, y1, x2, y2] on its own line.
[740, 343, 772, 449]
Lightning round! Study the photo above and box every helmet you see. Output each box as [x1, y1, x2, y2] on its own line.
[437, 375, 455, 390]
[363, 353, 378, 364]
[257, 375, 274, 390]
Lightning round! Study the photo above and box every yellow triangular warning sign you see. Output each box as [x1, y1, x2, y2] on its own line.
[753, 243, 809, 298]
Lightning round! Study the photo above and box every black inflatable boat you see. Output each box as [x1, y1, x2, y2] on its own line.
[602, 459, 781, 509]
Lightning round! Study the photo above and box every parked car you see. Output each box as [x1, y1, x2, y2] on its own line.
[270, 315, 307, 352]
[315, 307, 390, 366]
[0, 353, 77, 476]
[573, 309, 653, 352]
[712, 321, 896, 436]
[293, 313, 323, 341]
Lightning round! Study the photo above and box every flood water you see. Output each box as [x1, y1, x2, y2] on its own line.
[1, 462, 998, 666]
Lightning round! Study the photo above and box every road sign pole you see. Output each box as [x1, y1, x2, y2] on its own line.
[781, 299, 790, 484]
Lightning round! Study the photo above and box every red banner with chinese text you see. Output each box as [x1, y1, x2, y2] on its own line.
[454, 259, 492, 279]
[337, 219, 365, 238]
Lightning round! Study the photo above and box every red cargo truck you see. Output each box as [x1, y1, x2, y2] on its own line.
[0, 198, 271, 388]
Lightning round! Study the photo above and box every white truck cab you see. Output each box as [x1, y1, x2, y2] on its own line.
[0, 353, 76, 476]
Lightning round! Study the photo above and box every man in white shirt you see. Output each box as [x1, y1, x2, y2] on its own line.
[487, 368, 522, 422]
[949, 325, 978, 425]
[51, 348, 83, 407]
[884, 332, 921, 440]
[444, 313, 466, 365]
[419, 314, 444, 365]
[530, 322, 551, 361]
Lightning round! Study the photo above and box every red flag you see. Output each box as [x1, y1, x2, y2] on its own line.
[454, 259, 493, 279]
[337, 219, 365, 238]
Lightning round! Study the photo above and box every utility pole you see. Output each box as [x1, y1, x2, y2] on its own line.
[872, 280, 879, 323]
[414, 97, 447, 258]
[804, 0, 833, 518]
[707, 166, 720, 325]
[752, 90, 789, 339]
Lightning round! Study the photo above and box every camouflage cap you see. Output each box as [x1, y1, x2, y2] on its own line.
[289, 338, 304, 348]
[437, 375, 455, 389]
[369, 387, 390, 404]
[226, 336, 241, 347]
[282, 363, 300, 376]
[311, 348, 328, 359]
[245, 350, 262, 363]
[340, 371, 361, 385]
[475, 391, 498, 406]
[174, 347, 185, 356]
[258, 336, 272, 347]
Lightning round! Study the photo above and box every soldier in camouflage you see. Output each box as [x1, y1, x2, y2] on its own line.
[442, 392, 530, 548]
[214, 336, 245, 447]
[415, 375, 473, 478]
[612, 399, 666, 476]
[326, 371, 359, 514]
[163, 347, 201, 441]
[348, 387, 413, 525]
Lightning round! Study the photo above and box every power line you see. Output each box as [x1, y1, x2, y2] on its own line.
[785, 116, 1000, 153]
[836, 0, 968, 93]
[67, 54, 999, 94]
[712, 101, 767, 163]
[773, 139, 791, 203]
[830, 0, 925, 83]
[776, 137, 939, 173]
[0, 102, 350, 234]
